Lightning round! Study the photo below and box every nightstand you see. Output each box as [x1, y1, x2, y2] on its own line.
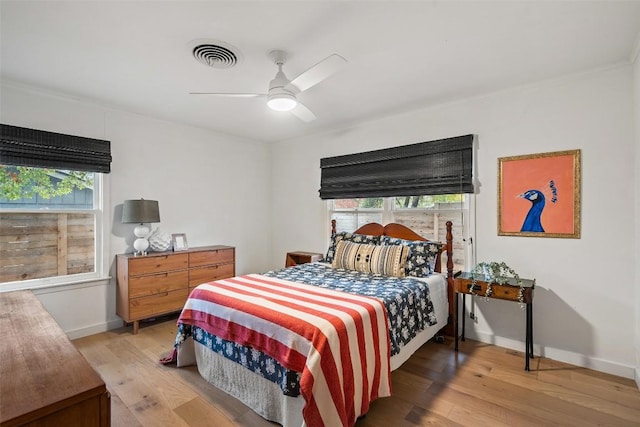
[285, 251, 323, 267]
[454, 272, 536, 371]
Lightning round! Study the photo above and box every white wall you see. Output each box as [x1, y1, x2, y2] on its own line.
[1, 82, 272, 338]
[633, 37, 640, 387]
[271, 65, 636, 378]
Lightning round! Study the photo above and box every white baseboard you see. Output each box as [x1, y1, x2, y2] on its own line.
[66, 318, 124, 340]
[636, 367, 640, 390]
[467, 330, 636, 380]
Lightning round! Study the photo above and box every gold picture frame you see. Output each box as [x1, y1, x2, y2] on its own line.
[498, 149, 581, 238]
[171, 233, 188, 251]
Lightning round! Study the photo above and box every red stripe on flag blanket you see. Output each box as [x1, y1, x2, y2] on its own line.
[225, 275, 384, 416]
[243, 274, 391, 411]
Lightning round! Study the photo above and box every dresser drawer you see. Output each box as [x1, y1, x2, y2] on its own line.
[456, 279, 482, 294]
[491, 284, 521, 301]
[129, 289, 189, 320]
[189, 248, 234, 268]
[128, 253, 188, 276]
[128, 270, 188, 298]
[189, 262, 235, 287]
[456, 278, 524, 302]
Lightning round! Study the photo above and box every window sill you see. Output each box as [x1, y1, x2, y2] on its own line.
[1, 276, 112, 294]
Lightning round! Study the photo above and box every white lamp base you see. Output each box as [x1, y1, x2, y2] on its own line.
[133, 224, 151, 256]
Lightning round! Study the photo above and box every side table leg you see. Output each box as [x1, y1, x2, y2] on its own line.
[529, 302, 534, 358]
[525, 303, 531, 371]
[461, 294, 466, 341]
[454, 293, 459, 351]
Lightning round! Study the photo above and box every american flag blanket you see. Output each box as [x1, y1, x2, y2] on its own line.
[176, 274, 392, 427]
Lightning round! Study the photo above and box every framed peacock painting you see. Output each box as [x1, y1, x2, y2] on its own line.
[498, 149, 581, 238]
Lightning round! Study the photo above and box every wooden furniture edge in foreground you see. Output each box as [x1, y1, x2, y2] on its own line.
[0, 290, 110, 426]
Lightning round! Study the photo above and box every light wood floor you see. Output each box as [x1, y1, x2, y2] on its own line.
[73, 316, 640, 427]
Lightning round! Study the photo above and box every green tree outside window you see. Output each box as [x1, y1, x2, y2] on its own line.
[0, 166, 93, 200]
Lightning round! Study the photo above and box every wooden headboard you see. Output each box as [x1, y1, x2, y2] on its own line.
[331, 219, 455, 336]
[331, 220, 454, 275]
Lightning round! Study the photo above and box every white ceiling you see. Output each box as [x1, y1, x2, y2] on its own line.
[2, 1, 640, 143]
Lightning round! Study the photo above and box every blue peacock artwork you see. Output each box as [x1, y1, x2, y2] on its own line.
[519, 180, 557, 232]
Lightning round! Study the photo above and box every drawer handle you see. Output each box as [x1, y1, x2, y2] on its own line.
[467, 284, 482, 292]
[145, 272, 170, 278]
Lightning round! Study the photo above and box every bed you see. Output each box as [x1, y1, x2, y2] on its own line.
[164, 221, 455, 427]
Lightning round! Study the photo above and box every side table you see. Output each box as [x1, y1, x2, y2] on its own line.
[454, 272, 536, 371]
[285, 251, 324, 267]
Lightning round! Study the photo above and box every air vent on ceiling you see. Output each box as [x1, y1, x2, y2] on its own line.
[191, 40, 242, 69]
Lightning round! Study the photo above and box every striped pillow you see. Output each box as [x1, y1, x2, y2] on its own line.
[325, 232, 381, 263]
[332, 240, 409, 277]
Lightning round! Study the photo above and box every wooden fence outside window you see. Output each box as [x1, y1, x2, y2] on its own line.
[0, 212, 95, 283]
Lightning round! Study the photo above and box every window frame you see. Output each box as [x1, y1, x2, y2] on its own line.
[326, 194, 474, 272]
[0, 172, 109, 291]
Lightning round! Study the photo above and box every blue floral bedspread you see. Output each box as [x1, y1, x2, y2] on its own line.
[174, 262, 438, 397]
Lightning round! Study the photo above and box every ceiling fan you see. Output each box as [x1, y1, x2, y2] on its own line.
[190, 50, 347, 122]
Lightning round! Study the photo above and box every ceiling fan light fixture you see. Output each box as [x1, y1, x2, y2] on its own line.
[189, 49, 346, 123]
[267, 93, 297, 111]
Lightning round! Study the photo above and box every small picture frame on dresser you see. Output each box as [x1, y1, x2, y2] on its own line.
[172, 233, 188, 251]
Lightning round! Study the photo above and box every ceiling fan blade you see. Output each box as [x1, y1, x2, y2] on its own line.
[291, 102, 316, 122]
[287, 54, 347, 93]
[189, 92, 265, 97]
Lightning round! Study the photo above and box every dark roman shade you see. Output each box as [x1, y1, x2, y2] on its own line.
[0, 124, 112, 173]
[319, 134, 474, 199]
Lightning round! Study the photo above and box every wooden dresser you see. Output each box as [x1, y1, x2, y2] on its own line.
[116, 245, 235, 334]
[0, 290, 110, 426]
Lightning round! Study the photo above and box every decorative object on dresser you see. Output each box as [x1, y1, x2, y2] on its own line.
[121, 198, 161, 256]
[148, 227, 172, 251]
[171, 233, 188, 251]
[285, 251, 323, 267]
[116, 245, 235, 334]
[1, 290, 110, 426]
[454, 265, 536, 371]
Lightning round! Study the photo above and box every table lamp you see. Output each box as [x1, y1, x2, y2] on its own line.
[122, 199, 160, 256]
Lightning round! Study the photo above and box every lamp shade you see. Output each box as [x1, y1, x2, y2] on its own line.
[122, 199, 160, 224]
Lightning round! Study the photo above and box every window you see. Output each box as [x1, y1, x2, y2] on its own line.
[331, 197, 384, 230]
[320, 135, 475, 273]
[0, 166, 104, 288]
[0, 123, 111, 290]
[329, 194, 472, 272]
